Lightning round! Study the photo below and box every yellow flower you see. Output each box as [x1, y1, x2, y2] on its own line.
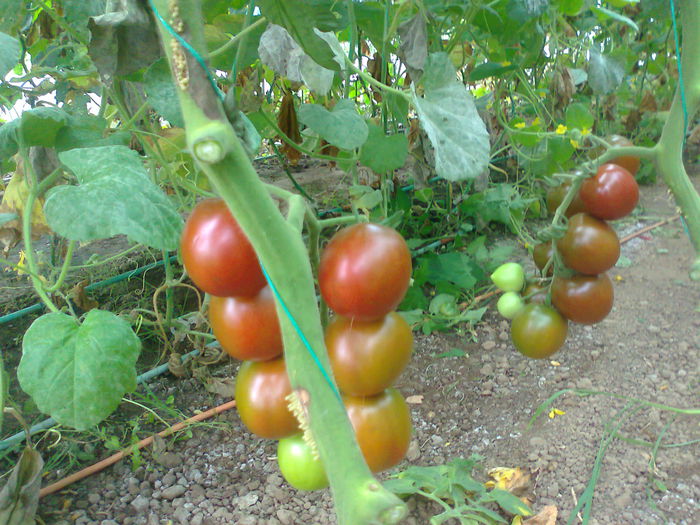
[570, 139, 579, 148]
[555, 124, 567, 135]
[581, 127, 591, 136]
[548, 408, 566, 419]
[532, 117, 541, 126]
[501, 61, 512, 67]
[514, 122, 526, 129]
[16, 251, 27, 276]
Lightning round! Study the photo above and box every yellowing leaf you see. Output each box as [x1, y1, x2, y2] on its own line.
[486, 467, 532, 496]
[523, 505, 558, 524]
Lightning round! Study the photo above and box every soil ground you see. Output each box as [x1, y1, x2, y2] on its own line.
[1, 166, 699, 525]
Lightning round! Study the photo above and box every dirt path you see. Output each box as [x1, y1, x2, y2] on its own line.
[23, 180, 700, 524]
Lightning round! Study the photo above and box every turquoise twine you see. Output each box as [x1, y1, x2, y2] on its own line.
[669, 0, 689, 145]
[149, 0, 341, 400]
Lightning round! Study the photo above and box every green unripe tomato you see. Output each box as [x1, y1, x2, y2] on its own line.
[277, 434, 328, 491]
[497, 292, 525, 319]
[490, 262, 525, 292]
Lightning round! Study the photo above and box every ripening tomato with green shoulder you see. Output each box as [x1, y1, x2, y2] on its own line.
[557, 213, 620, 275]
[208, 286, 283, 361]
[277, 434, 328, 491]
[319, 223, 412, 321]
[551, 273, 614, 325]
[235, 357, 299, 439]
[510, 304, 568, 359]
[325, 312, 413, 397]
[344, 389, 412, 473]
[579, 163, 639, 220]
[180, 198, 266, 297]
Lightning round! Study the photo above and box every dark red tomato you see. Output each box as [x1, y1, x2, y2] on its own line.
[326, 312, 413, 397]
[523, 282, 548, 304]
[510, 304, 568, 359]
[551, 273, 614, 325]
[209, 286, 283, 361]
[546, 181, 587, 218]
[579, 163, 639, 220]
[235, 357, 299, 439]
[344, 389, 412, 473]
[606, 135, 640, 176]
[532, 242, 553, 275]
[319, 223, 412, 321]
[557, 213, 620, 275]
[180, 198, 266, 297]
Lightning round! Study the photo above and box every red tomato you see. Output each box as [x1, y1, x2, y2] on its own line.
[557, 213, 620, 275]
[209, 286, 283, 361]
[235, 358, 299, 439]
[579, 163, 639, 220]
[551, 273, 614, 324]
[606, 135, 640, 176]
[344, 389, 412, 473]
[319, 223, 412, 321]
[180, 198, 266, 297]
[532, 242, 553, 275]
[546, 181, 587, 218]
[326, 313, 413, 397]
[510, 304, 568, 359]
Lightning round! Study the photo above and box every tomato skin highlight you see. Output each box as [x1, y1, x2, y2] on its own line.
[235, 358, 299, 439]
[344, 389, 412, 473]
[551, 273, 614, 324]
[319, 223, 412, 321]
[510, 304, 568, 359]
[579, 163, 639, 220]
[326, 313, 413, 397]
[180, 198, 266, 297]
[209, 286, 283, 361]
[277, 434, 328, 491]
[557, 213, 620, 275]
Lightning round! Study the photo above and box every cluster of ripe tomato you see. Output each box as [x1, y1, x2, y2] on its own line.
[180, 202, 414, 490]
[494, 136, 640, 359]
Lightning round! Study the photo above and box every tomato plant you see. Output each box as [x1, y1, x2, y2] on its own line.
[546, 182, 588, 218]
[557, 213, 620, 275]
[277, 434, 328, 491]
[510, 304, 568, 359]
[344, 389, 412, 473]
[235, 357, 299, 439]
[209, 286, 283, 361]
[180, 198, 266, 297]
[496, 292, 525, 319]
[325, 312, 413, 397]
[579, 164, 639, 220]
[551, 273, 614, 325]
[523, 282, 548, 304]
[319, 224, 412, 321]
[605, 135, 641, 176]
[490, 262, 525, 292]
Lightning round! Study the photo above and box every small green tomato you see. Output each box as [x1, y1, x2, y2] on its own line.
[490, 262, 525, 292]
[497, 292, 525, 319]
[277, 434, 328, 491]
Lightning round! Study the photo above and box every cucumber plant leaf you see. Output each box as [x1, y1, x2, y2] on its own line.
[17, 310, 141, 430]
[298, 99, 368, 150]
[0, 446, 43, 525]
[0, 31, 20, 78]
[360, 123, 408, 174]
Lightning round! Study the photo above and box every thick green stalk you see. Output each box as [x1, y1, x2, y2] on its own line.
[151, 2, 407, 523]
[655, 0, 700, 279]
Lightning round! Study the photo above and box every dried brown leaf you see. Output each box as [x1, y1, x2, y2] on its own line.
[522, 505, 557, 525]
[639, 91, 658, 113]
[69, 280, 99, 312]
[0, 446, 43, 525]
[203, 377, 236, 398]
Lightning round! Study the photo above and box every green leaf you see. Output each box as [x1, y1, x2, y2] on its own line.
[487, 488, 532, 516]
[143, 58, 184, 127]
[0, 32, 20, 78]
[0, 0, 25, 33]
[44, 146, 183, 251]
[349, 185, 382, 210]
[298, 99, 368, 150]
[555, 0, 584, 15]
[18, 310, 141, 430]
[508, 0, 549, 23]
[360, 124, 408, 173]
[565, 103, 594, 130]
[591, 6, 640, 32]
[588, 49, 625, 95]
[424, 252, 479, 289]
[257, 0, 340, 71]
[412, 53, 490, 181]
[615, 255, 633, 268]
[20, 107, 69, 147]
[469, 61, 518, 81]
[55, 114, 131, 152]
[0, 446, 43, 524]
[0, 119, 19, 159]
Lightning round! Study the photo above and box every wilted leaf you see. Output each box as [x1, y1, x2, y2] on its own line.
[412, 53, 490, 181]
[523, 505, 558, 524]
[45, 146, 183, 251]
[486, 467, 532, 496]
[397, 13, 427, 80]
[0, 447, 43, 525]
[18, 310, 141, 430]
[587, 49, 625, 95]
[68, 280, 99, 313]
[204, 377, 236, 397]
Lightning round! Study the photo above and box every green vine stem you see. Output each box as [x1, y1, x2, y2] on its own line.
[151, 2, 407, 524]
[653, 0, 700, 279]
